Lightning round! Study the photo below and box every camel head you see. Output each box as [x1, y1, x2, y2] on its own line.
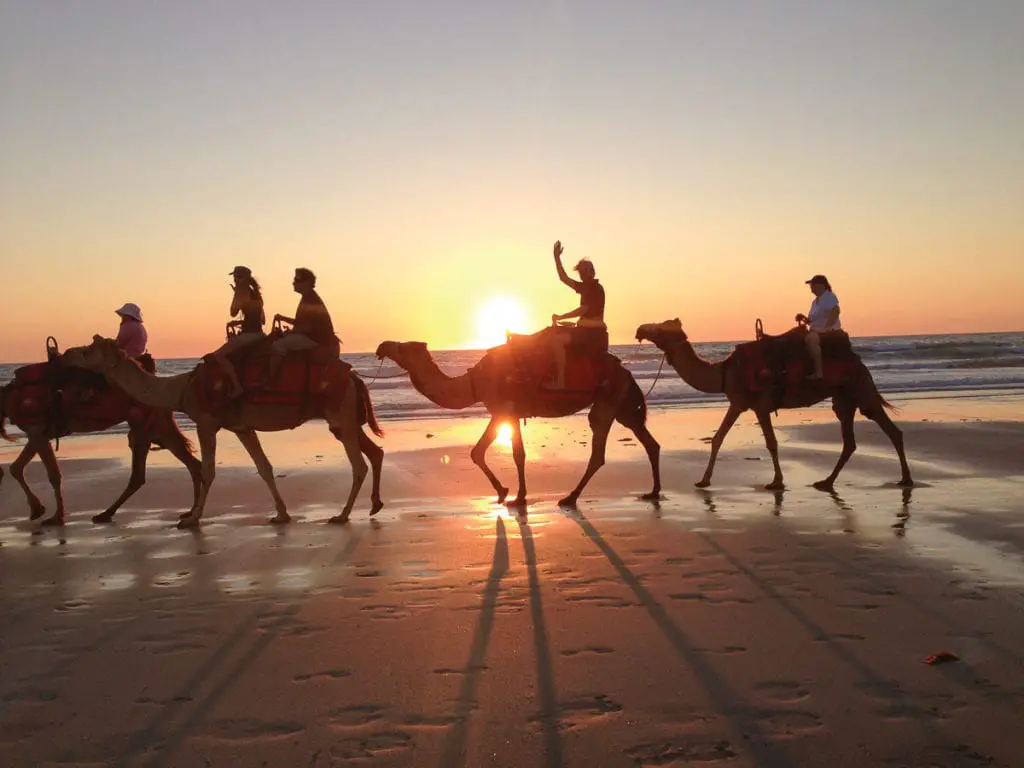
[62, 335, 127, 372]
[375, 341, 429, 370]
[635, 319, 687, 349]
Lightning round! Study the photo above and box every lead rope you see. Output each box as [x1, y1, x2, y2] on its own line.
[645, 352, 667, 397]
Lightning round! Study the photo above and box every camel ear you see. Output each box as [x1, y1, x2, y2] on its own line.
[93, 334, 103, 343]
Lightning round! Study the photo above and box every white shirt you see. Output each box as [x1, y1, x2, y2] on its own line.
[808, 290, 841, 332]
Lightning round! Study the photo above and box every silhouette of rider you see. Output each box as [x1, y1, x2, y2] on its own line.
[545, 240, 607, 390]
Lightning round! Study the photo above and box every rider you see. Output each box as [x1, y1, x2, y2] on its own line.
[545, 240, 607, 390]
[266, 267, 337, 384]
[795, 274, 841, 379]
[212, 266, 266, 397]
[114, 303, 148, 359]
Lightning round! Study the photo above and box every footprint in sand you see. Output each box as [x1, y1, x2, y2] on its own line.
[325, 705, 385, 729]
[564, 594, 635, 608]
[751, 708, 823, 736]
[2, 689, 59, 704]
[533, 695, 623, 731]
[432, 664, 489, 675]
[328, 731, 412, 760]
[560, 646, 615, 657]
[753, 680, 810, 703]
[814, 632, 865, 642]
[695, 645, 747, 655]
[293, 669, 352, 683]
[402, 714, 461, 729]
[626, 740, 738, 765]
[199, 717, 304, 742]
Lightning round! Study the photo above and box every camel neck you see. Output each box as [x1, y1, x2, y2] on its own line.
[404, 354, 478, 410]
[101, 358, 190, 411]
[665, 338, 724, 394]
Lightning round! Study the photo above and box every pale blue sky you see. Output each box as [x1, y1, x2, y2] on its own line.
[2, 1, 1022, 357]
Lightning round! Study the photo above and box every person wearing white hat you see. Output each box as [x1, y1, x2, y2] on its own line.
[114, 302, 148, 359]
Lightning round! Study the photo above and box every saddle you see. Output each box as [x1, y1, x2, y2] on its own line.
[6, 356, 155, 437]
[732, 322, 860, 403]
[197, 335, 350, 411]
[503, 326, 618, 401]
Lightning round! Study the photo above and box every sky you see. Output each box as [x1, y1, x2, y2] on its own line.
[2, 1, 1022, 360]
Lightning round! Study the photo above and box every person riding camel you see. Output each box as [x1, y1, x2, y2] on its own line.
[114, 303, 148, 360]
[265, 267, 338, 385]
[212, 266, 266, 397]
[795, 274, 841, 380]
[545, 240, 607, 390]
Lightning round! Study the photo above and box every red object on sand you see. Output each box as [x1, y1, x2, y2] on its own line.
[923, 650, 960, 665]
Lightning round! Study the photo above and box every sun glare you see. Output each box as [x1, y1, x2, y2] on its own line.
[474, 297, 528, 349]
[496, 422, 513, 447]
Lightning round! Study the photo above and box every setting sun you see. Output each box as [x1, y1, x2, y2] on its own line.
[473, 297, 529, 349]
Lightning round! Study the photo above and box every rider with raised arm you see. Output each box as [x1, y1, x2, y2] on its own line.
[545, 240, 607, 390]
[795, 274, 841, 379]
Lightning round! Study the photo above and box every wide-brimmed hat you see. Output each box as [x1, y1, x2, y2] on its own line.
[114, 302, 143, 322]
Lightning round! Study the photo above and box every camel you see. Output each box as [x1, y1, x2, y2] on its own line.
[375, 333, 661, 507]
[61, 335, 384, 528]
[635, 319, 912, 491]
[0, 363, 201, 525]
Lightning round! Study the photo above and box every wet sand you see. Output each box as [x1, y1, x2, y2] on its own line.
[2, 396, 1024, 766]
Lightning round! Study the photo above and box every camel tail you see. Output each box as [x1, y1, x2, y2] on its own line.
[149, 410, 196, 455]
[0, 383, 15, 442]
[881, 396, 899, 414]
[353, 375, 384, 438]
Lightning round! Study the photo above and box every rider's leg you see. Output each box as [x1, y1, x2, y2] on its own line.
[806, 331, 823, 379]
[544, 333, 570, 389]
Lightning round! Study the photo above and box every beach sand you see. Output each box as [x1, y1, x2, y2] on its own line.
[2, 395, 1023, 766]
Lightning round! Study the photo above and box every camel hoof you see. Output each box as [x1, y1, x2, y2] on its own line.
[558, 496, 578, 508]
[640, 491, 662, 501]
[495, 487, 510, 505]
[694, 480, 711, 489]
[40, 515, 65, 527]
[812, 480, 835, 492]
[327, 514, 350, 525]
[897, 478, 915, 487]
[92, 511, 116, 524]
[764, 482, 786, 491]
[269, 514, 292, 525]
[178, 511, 194, 522]
[176, 516, 200, 530]
[369, 501, 384, 517]
[505, 497, 527, 509]
[29, 505, 46, 521]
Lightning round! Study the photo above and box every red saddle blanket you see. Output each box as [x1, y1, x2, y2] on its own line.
[731, 336, 861, 392]
[196, 352, 352, 411]
[503, 329, 619, 400]
[5, 362, 153, 433]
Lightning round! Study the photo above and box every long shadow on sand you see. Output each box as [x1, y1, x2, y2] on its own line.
[567, 510, 784, 768]
[520, 521, 566, 768]
[116, 529, 366, 768]
[695, 529, 999, 759]
[438, 517, 509, 768]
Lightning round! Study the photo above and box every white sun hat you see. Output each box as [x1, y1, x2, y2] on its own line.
[114, 302, 143, 322]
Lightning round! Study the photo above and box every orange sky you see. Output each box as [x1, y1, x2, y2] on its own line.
[2, 3, 1022, 361]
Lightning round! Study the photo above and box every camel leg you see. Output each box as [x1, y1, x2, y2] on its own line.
[616, 410, 661, 500]
[327, 426, 368, 525]
[162, 423, 204, 518]
[179, 423, 218, 528]
[559, 404, 616, 507]
[814, 397, 857, 491]
[234, 429, 290, 525]
[506, 419, 528, 507]
[754, 408, 785, 490]
[863, 403, 913, 486]
[695, 403, 744, 488]
[358, 430, 384, 516]
[9, 439, 44, 520]
[37, 439, 66, 526]
[471, 416, 509, 504]
[93, 430, 150, 524]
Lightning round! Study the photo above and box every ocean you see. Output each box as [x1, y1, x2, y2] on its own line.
[1, 332, 1021, 438]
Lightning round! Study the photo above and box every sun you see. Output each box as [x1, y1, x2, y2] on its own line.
[473, 297, 529, 349]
